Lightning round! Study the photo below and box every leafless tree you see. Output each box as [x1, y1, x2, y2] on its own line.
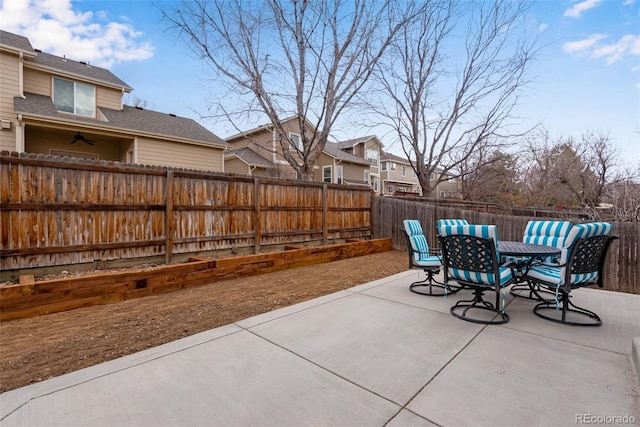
[163, 0, 415, 181]
[365, 0, 539, 196]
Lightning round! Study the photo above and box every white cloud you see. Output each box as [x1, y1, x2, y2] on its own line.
[564, 0, 603, 18]
[563, 34, 607, 53]
[563, 33, 640, 64]
[0, 0, 154, 68]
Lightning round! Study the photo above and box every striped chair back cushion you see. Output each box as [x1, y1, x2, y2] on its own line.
[403, 220, 440, 266]
[403, 219, 424, 237]
[438, 224, 510, 286]
[437, 219, 469, 228]
[560, 222, 614, 265]
[523, 220, 572, 248]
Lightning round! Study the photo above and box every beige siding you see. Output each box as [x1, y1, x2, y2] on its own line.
[137, 137, 224, 171]
[24, 126, 122, 161]
[23, 68, 51, 96]
[224, 157, 251, 175]
[0, 52, 19, 151]
[96, 86, 122, 110]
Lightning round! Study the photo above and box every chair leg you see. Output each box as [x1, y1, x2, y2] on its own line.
[533, 292, 602, 326]
[450, 288, 509, 325]
[510, 280, 556, 301]
[409, 269, 460, 297]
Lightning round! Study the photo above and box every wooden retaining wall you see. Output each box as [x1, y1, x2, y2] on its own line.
[0, 238, 392, 321]
[373, 196, 639, 295]
[0, 152, 373, 278]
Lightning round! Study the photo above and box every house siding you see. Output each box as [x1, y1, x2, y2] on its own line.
[224, 157, 251, 175]
[23, 68, 50, 96]
[96, 86, 122, 110]
[25, 126, 122, 161]
[137, 137, 224, 171]
[0, 51, 19, 151]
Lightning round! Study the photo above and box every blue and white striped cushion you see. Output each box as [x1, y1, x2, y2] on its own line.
[403, 219, 424, 236]
[523, 220, 572, 249]
[527, 264, 598, 287]
[437, 219, 468, 228]
[403, 220, 442, 267]
[437, 224, 509, 286]
[559, 222, 614, 264]
[449, 265, 514, 287]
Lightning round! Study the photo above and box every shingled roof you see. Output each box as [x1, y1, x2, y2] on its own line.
[15, 93, 227, 147]
[323, 141, 371, 165]
[0, 30, 131, 90]
[0, 30, 35, 54]
[225, 147, 274, 168]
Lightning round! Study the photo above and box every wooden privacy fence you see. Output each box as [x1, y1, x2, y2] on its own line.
[0, 152, 373, 276]
[373, 196, 639, 295]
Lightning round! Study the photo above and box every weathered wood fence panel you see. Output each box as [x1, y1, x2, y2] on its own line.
[0, 152, 372, 277]
[373, 196, 639, 295]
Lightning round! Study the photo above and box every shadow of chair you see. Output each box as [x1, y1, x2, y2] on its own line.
[402, 219, 458, 297]
[524, 222, 617, 326]
[438, 224, 516, 324]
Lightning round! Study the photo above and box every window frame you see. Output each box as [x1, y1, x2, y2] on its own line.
[336, 165, 343, 184]
[52, 77, 96, 118]
[390, 162, 396, 172]
[323, 165, 332, 183]
[289, 132, 303, 151]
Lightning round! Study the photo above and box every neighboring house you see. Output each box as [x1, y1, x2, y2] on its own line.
[0, 30, 227, 170]
[335, 135, 383, 194]
[379, 151, 461, 198]
[380, 152, 422, 195]
[225, 116, 373, 188]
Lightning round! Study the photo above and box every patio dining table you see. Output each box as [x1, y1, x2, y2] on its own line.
[498, 241, 561, 300]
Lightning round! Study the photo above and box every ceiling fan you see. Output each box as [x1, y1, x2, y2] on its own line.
[70, 132, 94, 145]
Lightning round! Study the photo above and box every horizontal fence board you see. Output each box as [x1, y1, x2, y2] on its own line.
[0, 152, 373, 275]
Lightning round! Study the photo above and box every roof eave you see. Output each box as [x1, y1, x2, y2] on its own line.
[24, 62, 133, 92]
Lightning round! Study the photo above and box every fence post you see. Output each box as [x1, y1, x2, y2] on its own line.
[165, 170, 174, 264]
[322, 184, 328, 245]
[254, 178, 261, 253]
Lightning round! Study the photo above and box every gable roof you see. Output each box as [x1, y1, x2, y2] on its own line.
[15, 93, 227, 148]
[225, 147, 274, 168]
[0, 30, 131, 90]
[226, 116, 317, 141]
[380, 151, 412, 165]
[336, 135, 383, 150]
[0, 30, 36, 56]
[323, 141, 371, 165]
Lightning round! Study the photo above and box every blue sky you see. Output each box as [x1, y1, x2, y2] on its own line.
[1, 0, 638, 166]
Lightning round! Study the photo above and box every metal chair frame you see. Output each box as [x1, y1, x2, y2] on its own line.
[439, 233, 515, 325]
[401, 227, 460, 297]
[528, 234, 617, 326]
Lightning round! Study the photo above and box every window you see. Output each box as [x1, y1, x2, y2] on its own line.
[337, 165, 343, 184]
[290, 132, 303, 151]
[387, 185, 394, 194]
[390, 162, 396, 171]
[440, 191, 446, 198]
[323, 166, 332, 183]
[381, 162, 387, 171]
[53, 77, 95, 117]
[364, 169, 370, 184]
[373, 178, 379, 193]
[366, 148, 379, 165]
[402, 165, 406, 177]
[430, 172, 436, 180]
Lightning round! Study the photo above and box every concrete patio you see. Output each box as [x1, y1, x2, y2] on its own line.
[1, 269, 639, 426]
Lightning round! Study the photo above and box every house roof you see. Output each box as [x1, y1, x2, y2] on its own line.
[15, 93, 227, 148]
[225, 147, 274, 168]
[0, 30, 35, 55]
[323, 141, 371, 165]
[380, 151, 412, 165]
[0, 30, 131, 90]
[226, 116, 317, 141]
[336, 135, 382, 150]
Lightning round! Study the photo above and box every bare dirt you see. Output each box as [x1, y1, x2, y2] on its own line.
[0, 250, 409, 393]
